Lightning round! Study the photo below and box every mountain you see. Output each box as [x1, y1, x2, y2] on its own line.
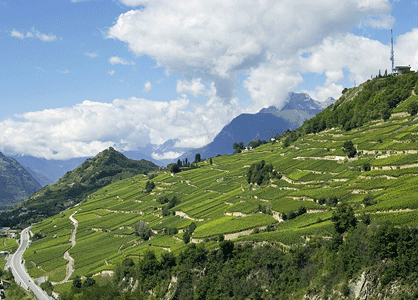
[0, 147, 159, 226]
[15, 73, 418, 299]
[178, 92, 334, 162]
[123, 139, 192, 166]
[178, 113, 298, 162]
[0, 152, 42, 209]
[12, 155, 88, 184]
[11, 142, 188, 184]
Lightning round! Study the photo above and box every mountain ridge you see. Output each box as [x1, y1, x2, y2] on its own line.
[0, 152, 42, 210]
[0, 147, 159, 226]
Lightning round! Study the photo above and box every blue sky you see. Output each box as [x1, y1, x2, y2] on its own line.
[1, 0, 418, 160]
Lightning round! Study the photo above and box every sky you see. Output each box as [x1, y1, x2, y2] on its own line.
[1, 0, 418, 160]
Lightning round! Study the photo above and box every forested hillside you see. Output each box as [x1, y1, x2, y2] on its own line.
[9, 73, 418, 299]
[0, 147, 159, 227]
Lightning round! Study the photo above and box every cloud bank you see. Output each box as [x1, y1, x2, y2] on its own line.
[0, 96, 241, 159]
[108, 0, 393, 110]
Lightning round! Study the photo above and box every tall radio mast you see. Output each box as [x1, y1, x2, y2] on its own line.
[390, 29, 395, 74]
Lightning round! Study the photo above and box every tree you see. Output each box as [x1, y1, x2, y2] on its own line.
[177, 159, 182, 168]
[408, 101, 418, 116]
[167, 163, 180, 174]
[82, 277, 96, 288]
[342, 140, 357, 158]
[73, 275, 82, 289]
[194, 153, 201, 163]
[136, 220, 152, 240]
[331, 204, 357, 234]
[362, 162, 371, 171]
[145, 180, 155, 193]
[233, 142, 245, 154]
[183, 231, 191, 244]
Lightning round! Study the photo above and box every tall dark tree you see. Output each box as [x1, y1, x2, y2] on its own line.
[194, 153, 201, 163]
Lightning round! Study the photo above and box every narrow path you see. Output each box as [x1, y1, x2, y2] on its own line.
[51, 211, 78, 285]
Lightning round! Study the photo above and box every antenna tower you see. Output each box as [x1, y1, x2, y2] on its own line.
[390, 29, 394, 74]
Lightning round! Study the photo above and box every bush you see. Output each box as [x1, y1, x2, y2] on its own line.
[362, 162, 371, 171]
[247, 160, 274, 185]
[408, 101, 418, 116]
[136, 220, 152, 240]
[145, 181, 155, 193]
[363, 193, 376, 207]
[331, 204, 357, 234]
[342, 141, 357, 158]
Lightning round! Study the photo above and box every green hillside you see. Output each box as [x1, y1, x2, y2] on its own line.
[0, 147, 159, 227]
[18, 74, 418, 298]
[0, 152, 41, 210]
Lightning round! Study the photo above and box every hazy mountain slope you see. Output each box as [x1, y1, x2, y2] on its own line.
[0, 147, 159, 226]
[0, 152, 42, 209]
[178, 113, 297, 161]
[25, 167, 53, 187]
[12, 155, 88, 183]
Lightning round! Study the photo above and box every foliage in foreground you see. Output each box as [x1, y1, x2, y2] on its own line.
[59, 220, 418, 300]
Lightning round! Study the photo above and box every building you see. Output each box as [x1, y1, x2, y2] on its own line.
[394, 65, 412, 75]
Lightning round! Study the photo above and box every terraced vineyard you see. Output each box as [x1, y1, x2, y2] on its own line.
[21, 86, 418, 294]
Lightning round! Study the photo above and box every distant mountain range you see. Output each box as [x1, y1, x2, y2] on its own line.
[0, 152, 42, 209]
[178, 92, 335, 162]
[9, 92, 334, 184]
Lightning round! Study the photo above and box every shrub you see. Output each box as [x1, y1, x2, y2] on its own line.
[145, 181, 155, 193]
[408, 101, 418, 116]
[136, 220, 152, 241]
[362, 162, 371, 171]
[342, 140, 357, 158]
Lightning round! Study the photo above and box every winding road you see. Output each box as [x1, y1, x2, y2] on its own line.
[52, 211, 78, 285]
[5, 227, 52, 300]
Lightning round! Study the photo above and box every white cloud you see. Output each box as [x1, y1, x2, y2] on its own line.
[151, 151, 183, 160]
[85, 52, 98, 58]
[176, 78, 206, 97]
[143, 81, 152, 92]
[10, 28, 57, 42]
[10, 29, 25, 39]
[56, 69, 70, 74]
[298, 28, 418, 101]
[108, 0, 392, 110]
[302, 82, 344, 103]
[108, 69, 115, 76]
[108, 56, 135, 65]
[361, 14, 395, 29]
[0, 96, 241, 160]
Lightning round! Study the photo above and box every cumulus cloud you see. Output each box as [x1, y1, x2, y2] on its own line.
[361, 14, 395, 29]
[0, 96, 241, 159]
[108, 0, 392, 109]
[176, 78, 206, 97]
[143, 81, 152, 92]
[108, 69, 115, 76]
[10, 27, 57, 41]
[108, 56, 135, 65]
[85, 52, 98, 58]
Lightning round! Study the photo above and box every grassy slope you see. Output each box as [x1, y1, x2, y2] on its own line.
[23, 79, 418, 292]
